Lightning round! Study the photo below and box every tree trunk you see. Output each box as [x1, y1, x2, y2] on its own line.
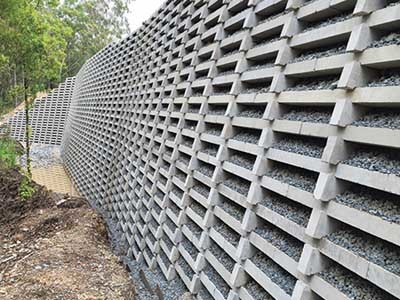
[22, 66, 31, 179]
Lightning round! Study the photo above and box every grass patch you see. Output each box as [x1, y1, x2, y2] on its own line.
[0, 134, 23, 169]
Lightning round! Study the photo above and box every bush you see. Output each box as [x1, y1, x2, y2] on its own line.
[0, 133, 23, 169]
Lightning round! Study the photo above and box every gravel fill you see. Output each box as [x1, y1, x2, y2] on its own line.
[197, 163, 214, 178]
[202, 263, 231, 298]
[271, 134, 326, 158]
[238, 107, 265, 118]
[205, 127, 222, 136]
[198, 285, 214, 300]
[193, 182, 210, 198]
[343, 145, 400, 176]
[253, 36, 282, 48]
[223, 175, 251, 195]
[200, 143, 219, 156]
[209, 240, 236, 272]
[251, 251, 296, 295]
[218, 198, 245, 221]
[259, 193, 311, 227]
[292, 44, 347, 63]
[19, 144, 62, 168]
[318, 264, 397, 300]
[178, 154, 190, 165]
[172, 187, 184, 199]
[254, 220, 304, 261]
[387, 0, 400, 7]
[259, 10, 288, 24]
[351, 108, 400, 129]
[265, 163, 318, 193]
[245, 279, 274, 300]
[227, 153, 255, 170]
[162, 235, 174, 250]
[327, 227, 400, 276]
[189, 200, 207, 217]
[182, 137, 193, 147]
[181, 235, 199, 259]
[242, 86, 270, 94]
[279, 106, 332, 123]
[185, 220, 203, 239]
[335, 185, 400, 224]
[303, 13, 352, 33]
[126, 260, 189, 300]
[170, 202, 182, 216]
[177, 256, 195, 278]
[368, 69, 400, 87]
[166, 217, 177, 232]
[248, 62, 275, 71]
[232, 128, 260, 144]
[368, 32, 400, 48]
[209, 106, 227, 115]
[213, 219, 241, 246]
[286, 76, 338, 91]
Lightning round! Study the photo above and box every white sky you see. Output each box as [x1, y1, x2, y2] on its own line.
[127, 0, 165, 31]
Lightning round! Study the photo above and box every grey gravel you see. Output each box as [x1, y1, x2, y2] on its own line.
[181, 235, 198, 260]
[259, 10, 288, 25]
[125, 260, 189, 300]
[279, 106, 332, 123]
[172, 187, 184, 199]
[244, 279, 274, 300]
[343, 145, 400, 176]
[387, 0, 400, 7]
[232, 128, 260, 144]
[243, 86, 270, 94]
[223, 175, 251, 195]
[368, 32, 400, 48]
[327, 227, 400, 276]
[177, 256, 195, 279]
[209, 240, 236, 272]
[248, 62, 274, 71]
[192, 182, 210, 198]
[253, 36, 282, 48]
[368, 69, 400, 87]
[202, 262, 231, 298]
[265, 163, 318, 193]
[238, 106, 265, 118]
[197, 162, 214, 178]
[292, 44, 347, 63]
[335, 185, 400, 224]
[197, 285, 213, 300]
[319, 264, 397, 300]
[205, 126, 222, 136]
[272, 134, 326, 158]
[303, 13, 352, 33]
[185, 219, 203, 239]
[218, 197, 245, 222]
[255, 220, 304, 261]
[20, 144, 62, 168]
[251, 251, 296, 295]
[286, 76, 338, 91]
[189, 200, 207, 218]
[259, 193, 311, 227]
[208, 106, 227, 115]
[227, 153, 255, 170]
[352, 108, 400, 129]
[213, 219, 241, 246]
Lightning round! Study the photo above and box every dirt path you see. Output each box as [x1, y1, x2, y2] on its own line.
[32, 165, 79, 196]
[0, 168, 135, 299]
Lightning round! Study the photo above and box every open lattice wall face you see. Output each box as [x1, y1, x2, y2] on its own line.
[4, 77, 75, 145]
[61, 0, 400, 299]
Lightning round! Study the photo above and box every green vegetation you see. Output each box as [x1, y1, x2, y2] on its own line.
[19, 176, 36, 200]
[0, 0, 132, 117]
[0, 133, 23, 169]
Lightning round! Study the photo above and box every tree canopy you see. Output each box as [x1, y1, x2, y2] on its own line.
[0, 0, 131, 115]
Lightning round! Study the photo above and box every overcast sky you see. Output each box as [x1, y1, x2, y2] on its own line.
[127, 0, 165, 31]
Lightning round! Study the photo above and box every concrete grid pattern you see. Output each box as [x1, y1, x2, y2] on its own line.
[61, 0, 400, 299]
[4, 77, 75, 145]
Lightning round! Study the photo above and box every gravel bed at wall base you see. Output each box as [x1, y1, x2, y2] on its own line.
[259, 193, 311, 227]
[286, 77, 338, 91]
[19, 144, 62, 168]
[335, 186, 400, 224]
[327, 228, 400, 276]
[291, 44, 346, 63]
[351, 108, 400, 129]
[265, 164, 317, 193]
[318, 264, 397, 300]
[368, 32, 400, 48]
[251, 252, 296, 295]
[343, 145, 400, 176]
[368, 69, 400, 87]
[271, 135, 325, 158]
[209, 241, 236, 272]
[126, 259, 189, 300]
[227, 153, 255, 170]
[255, 222, 304, 261]
[245, 279, 274, 300]
[203, 263, 231, 298]
[279, 107, 332, 123]
[302, 13, 352, 33]
[223, 176, 251, 195]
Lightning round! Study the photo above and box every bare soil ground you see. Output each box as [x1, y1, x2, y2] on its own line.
[0, 168, 135, 299]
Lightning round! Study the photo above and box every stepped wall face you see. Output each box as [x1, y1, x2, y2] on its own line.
[61, 0, 400, 299]
[3, 77, 75, 145]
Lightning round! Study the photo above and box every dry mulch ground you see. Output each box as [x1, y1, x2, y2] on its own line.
[0, 168, 135, 299]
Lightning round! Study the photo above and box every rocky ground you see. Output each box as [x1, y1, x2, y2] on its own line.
[0, 168, 136, 300]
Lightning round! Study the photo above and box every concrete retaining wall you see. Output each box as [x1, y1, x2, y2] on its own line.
[3, 77, 75, 145]
[62, 0, 400, 299]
